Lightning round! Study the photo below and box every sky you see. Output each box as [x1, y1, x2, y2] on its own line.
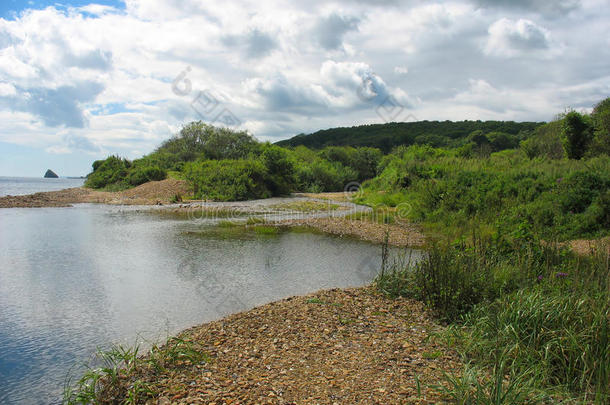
[0, 0, 608, 176]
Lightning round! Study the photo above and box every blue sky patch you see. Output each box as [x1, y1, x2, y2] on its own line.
[0, 1, 125, 19]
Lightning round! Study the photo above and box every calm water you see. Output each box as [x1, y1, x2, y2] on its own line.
[0, 177, 85, 197]
[0, 204, 420, 404]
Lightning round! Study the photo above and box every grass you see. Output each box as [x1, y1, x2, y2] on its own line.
[246, 216, 266, 225]
[433, 359, 550, 404]
[422, 350, 443, 360]
[253, 225, 279, 235]
[345, 208, 397, 224]
[375, 235, 610, 403]
[63, 337, 209, 404]
[357, 149, 610, 242]
[217, 219, 239, 227]
[269, 200, 341, 212]
[167, 170, 185, 180]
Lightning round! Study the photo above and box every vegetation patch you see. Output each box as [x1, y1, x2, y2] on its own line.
[376, 232, 609, 402]
[64, 337, 209, 404]
[269, 200, 341, 212]
[252, 225, 279, 235]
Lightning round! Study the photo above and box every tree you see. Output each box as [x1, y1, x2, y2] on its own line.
[562, 111, 592, 159]
[520, 120, 564, 159]
[588, 97, 610, 156]
[156, 121, 257, 161]
[259, 144, 295, 195]
[85, 155, 131, 189]
[487, 132, 519, 151]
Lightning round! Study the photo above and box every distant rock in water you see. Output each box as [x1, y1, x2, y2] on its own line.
[44, 169, 59, 178]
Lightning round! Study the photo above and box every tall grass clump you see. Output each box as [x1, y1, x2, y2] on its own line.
[376, 234, 541, 322]
[459, 245, 609, 402]
[63, 337, 208, 404]
[376, 236, 610, 402]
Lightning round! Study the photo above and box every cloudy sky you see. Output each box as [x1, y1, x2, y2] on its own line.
[0, 0, 608, 176]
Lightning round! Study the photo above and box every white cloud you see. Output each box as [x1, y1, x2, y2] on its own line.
[0, 0, 608, 175]
[0, 82, 16, 96]
[485, 18, 558, 58]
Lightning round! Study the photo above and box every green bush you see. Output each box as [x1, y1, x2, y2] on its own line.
[295, 159, 357, 192]
[377, 235, 610, 401]
[259, 144, 296, 195]
[521, 120, 564, 159]
[376, 237, 535, 322]
[127, 165, 167, 186]
[360, 145, 610, 240]
[184, 159, 270, 201]
[84, 155, 131, 189]
[589, 97, 610, 156]
[562, 111, 593, 160]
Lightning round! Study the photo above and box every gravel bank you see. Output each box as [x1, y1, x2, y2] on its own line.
[0, 179, 190, 208]
[107, 288, 461, 404]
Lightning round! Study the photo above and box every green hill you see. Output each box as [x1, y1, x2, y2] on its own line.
[275, 120, 542, 151]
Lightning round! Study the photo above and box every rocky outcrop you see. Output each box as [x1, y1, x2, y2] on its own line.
[44, 169, 59, 178]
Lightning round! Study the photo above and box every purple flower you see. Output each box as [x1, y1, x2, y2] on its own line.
[557, 177, 563, 184]
[537, 275, 543, 282]
[555, 272, 568, 278]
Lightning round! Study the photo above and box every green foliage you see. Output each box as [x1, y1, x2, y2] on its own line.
[276, 120, 541, 152]
[184, 159, 270, 201]
[84, 155, 131, 189]
[350, 146, 383, 180]
[377, 236, 610, 402]
[259, 144, 296, 195]
[520, 120, 564, 159]
[462, 287, 609, 400]
[376, 237, 535, 322]
[127, 165, 166, 186]
[435, 360, 547, 404]
[487, 131, 519, 152]
[156, 121, 257, 162]
[562, 111, 593, 159]
[360, 145, 610, 241]
[589, 97, 610, 156]
[85, 156, 167, 190]
[317, 145, 382, 182]
[64, 337, 208, 404]
[84, 123, 380, 196]
[84, 99, 608, 202]
[295, 158, 357, 192]
[414, 133, 449, 147]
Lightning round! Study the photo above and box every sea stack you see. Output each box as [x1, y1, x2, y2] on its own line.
[44, 169, 59, 178]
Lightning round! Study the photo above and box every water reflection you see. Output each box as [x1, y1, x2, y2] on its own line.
[0, 205, 421, 404]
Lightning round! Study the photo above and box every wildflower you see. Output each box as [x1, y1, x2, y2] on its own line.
[537, 275, 543, 283]
[555, 272, 568, 278]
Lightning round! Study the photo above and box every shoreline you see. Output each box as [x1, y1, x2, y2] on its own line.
[0, 178, 191, 208]
[88, 287, 461, 404]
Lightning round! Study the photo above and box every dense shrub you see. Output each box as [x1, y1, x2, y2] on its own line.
[376, 237, 610, 401]
[157, 121, 257, 162]
[127, 165, 166, 186]
[589, 97, 610, 156]
[521, 120, 564, 159]
[84, 156, 131, 189]
[295, 159, 357, 192]
[317, 146, 382, 182]
[184, 159, 270, 201]
[349, 147, 383, 181]
[259, 144, 296, 195]
[562, 111, 593, 160]
[359, 146, 610, 240]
